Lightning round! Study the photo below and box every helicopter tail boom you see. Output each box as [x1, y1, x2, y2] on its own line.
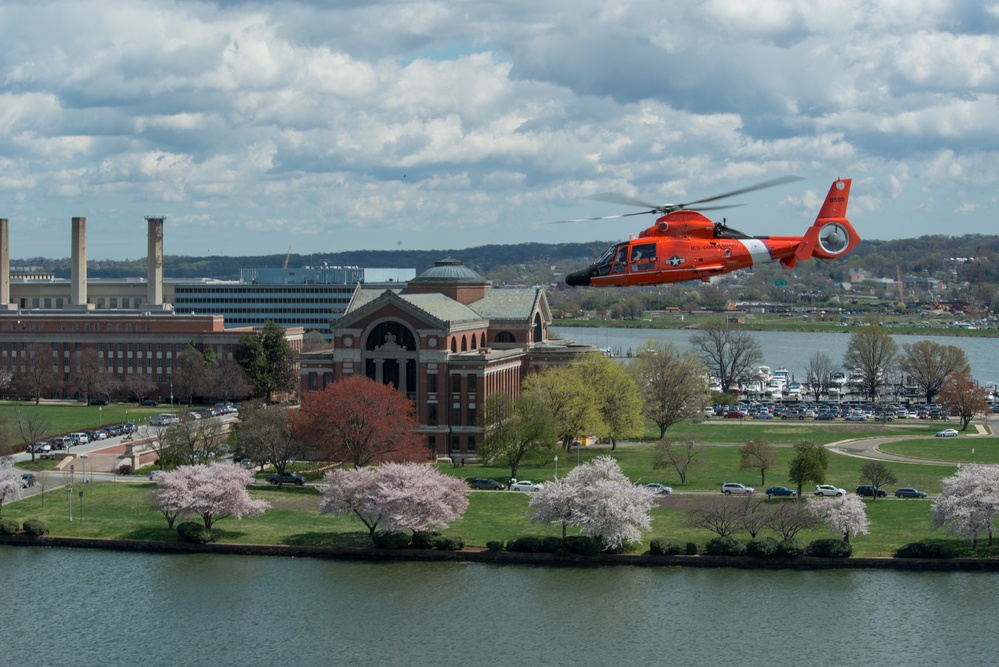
[794, 179, 859, 263]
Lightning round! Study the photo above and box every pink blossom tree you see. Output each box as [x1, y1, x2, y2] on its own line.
[151, 463, 269, 533]
[319, 463, 470, 541]
[530, 456, 656, 550]
[807, 494, 870, 542]
[0, 458, 23, 517]
[932, 464, 999, 549]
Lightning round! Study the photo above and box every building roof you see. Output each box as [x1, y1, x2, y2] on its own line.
[469, 287, 543, 321]
[411, 258, 487, 283]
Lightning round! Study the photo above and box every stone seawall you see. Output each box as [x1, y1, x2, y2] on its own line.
[2, 535, 998, 571]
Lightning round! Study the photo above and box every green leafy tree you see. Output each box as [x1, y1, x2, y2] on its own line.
[630, 340, 710, 439]
[523, 365, 605, 451]
[477, 393, 558, 480]
[235, 320, 298, 402]
[572, 352, 644, 449]
[787, 443, 829, 499]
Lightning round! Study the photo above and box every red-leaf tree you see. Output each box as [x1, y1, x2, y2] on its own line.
[293, 376, 426, 468]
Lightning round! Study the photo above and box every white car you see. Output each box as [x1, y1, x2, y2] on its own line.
[814, 484, 846, 497]
[642, 483, 674, 495]
[936, 428, 959, 437]
[509, 480, 544, 492]
[721, 482, 755, 495]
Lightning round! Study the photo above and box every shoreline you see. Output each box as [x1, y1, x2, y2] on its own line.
[2, 534, 997, 572]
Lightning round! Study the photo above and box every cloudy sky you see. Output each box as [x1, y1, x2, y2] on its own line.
[1, 0, 997, 261]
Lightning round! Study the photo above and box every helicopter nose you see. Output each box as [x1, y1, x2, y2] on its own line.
[565, 270, 591, 287]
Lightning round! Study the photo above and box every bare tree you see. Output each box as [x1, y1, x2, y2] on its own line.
[72, 348, 106, 404]
[173, 347, 212, 405]
[160, 418, 230, 467]
[738, 494, 772, 538]
[690, 322, 763, 394]
[683, 496, 744, 537]
[843, 322, 898, 401]
[652, 436, 704, 485]
[766, 500, 819, 540]
[858, 461, 898, 502]
[123, 372, 157, 404]
[804, 351, 836, 402]
[15, 343, 56, 404]
[14, 406, 51, 463]
[211, 356, 253, 403]
[228, 402, 306, 484]
[899, 341, 971, 405]
[739, 439, 776, 487]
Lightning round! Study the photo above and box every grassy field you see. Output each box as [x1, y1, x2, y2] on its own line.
[0, 401, 183, 444]
[3, 403, 994, 558]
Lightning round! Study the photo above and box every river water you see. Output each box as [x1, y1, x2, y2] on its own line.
[554, 326, 999, 389]
[2, 547, 997, 666]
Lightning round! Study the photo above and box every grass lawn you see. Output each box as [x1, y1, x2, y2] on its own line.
[0, 401, 181, 444]
[878, 438, 999, 464]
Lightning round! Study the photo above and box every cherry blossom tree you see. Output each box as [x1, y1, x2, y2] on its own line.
[151, 463, 269, 533]
[530, 456, 656, 550]
[807, 494, 870, 542]
[318, 463, 470, 541]
[0, 458, 23, 516]
[931, 464, 999, 549]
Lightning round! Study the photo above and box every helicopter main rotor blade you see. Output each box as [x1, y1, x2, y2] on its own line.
[583, 192, 663, 209]
[546, 210, 655, 224]
[678, 175, 804, 208]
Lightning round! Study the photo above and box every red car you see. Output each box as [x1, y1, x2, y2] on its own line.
[724, 411, 746, 419]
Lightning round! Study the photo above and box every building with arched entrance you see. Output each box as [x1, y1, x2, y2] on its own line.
[299, 259, 595, 461]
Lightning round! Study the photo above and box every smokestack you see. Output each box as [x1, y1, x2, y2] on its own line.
[71, 217, 87, 306]
[0, 218, 8, 307]
[146, 217, 164, 307]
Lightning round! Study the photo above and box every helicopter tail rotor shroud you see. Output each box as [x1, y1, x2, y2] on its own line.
[794, 179, 859, 262]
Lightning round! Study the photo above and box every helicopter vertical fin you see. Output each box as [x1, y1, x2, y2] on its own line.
[795, 179, 859, 262]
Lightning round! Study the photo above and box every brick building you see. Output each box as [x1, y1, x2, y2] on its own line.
[299, 259, 594, 461]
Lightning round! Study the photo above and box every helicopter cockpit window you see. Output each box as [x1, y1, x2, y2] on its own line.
[593, 246, 615, 276]
[630, 243, 656, 271]
[612, 245, 628, 273]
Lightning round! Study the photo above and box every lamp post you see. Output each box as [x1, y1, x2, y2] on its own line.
[170, 383, 174, 408]
[66, 485, 73, 523]
[98, 405, 102, 427]
[554, 455, 558, 479]
[81, 453, 89, 484]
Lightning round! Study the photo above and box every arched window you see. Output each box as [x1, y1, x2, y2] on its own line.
[495, 331, 515, 343]
[450, 338, 457, 353]
[533, 313, 543, 343]
[470, 335, 477, 350]
[460, 336, 468, 352]
[480, 333, 486, 348]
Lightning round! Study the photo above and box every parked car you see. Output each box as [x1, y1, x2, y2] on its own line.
[21, 473, 35, 488]
[509, 480, 543, 492]
[765, 486, 796, 498]
[753, 411, 774, 420]
[723, 411, 746, 419]
[265, 471, 306, 486]
[721, 482, 754, 495]
[814, 413, 837, 420]
[140, 398, 158, 406]
[89, 397, 108, 405]
[936, 428, 959, 437]
[815, 484, 846, 497]
[856, 485, 888, 498]
[468, 477, 506, 491]
[642, 482, 673, 495]
[28, 442, 51, 454]
[149, 470, 165, 481]
[844, 413, 867, 421]
[895, 487, 928, 498]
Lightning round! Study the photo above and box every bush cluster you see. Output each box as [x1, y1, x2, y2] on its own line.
[0, 518, 20, 535]
[505, 536, 548, 553]
[411, 532, 439, 549]
[649, 538, 682, 556]
[562, 536, 601, 555]
[685, 542, 699, 555]
[176, 521, 212, 544]
[486, 540, 504, 552]
[895, 542, 958, 559]
[705, 536, 744, 556]
[808, 538, 853, 558]
[433, 536, 464, 551]
[745, 537, 779, 558]
[21, 519, 48, 537]
[372, 531, 410, 549]
[776, 538, 805, 559]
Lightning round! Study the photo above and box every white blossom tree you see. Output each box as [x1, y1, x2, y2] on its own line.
[151, 463, 269, 533]
[530, 456, 656, 550]
[318, 463, 470, 541]
[932, 464, 999, 549]
[807, 494, 870, 542]
[0, 458, 23, 516]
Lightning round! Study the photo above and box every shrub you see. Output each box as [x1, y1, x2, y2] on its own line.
[486, 540, 504, 552]
[685, 542, 699, 555]
[745, 537, 779, 558]
[118, 464, 133, 475]
[705, 536, 744, 556]
[506, 536, 544, 553]
[563, 536, 601, 555]
[0, 518, 20, 535]
[433, 536, 465, 551]
[540, 536, 563, 553]
[808, 538, 853, 558]
[777, 538, 806, 559]
[649, 538, 682, 556]
[895, 542, 958, 559]
[372, 531, 410, 549]
[176, 521, 212, 544]
[21, 519, 48, 537]
[412, 531, 439, 550]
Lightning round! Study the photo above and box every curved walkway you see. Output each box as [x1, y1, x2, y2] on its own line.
[827, 419, 995, 466]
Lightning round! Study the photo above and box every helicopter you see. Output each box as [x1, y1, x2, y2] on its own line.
[562, 176, 859, 287]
